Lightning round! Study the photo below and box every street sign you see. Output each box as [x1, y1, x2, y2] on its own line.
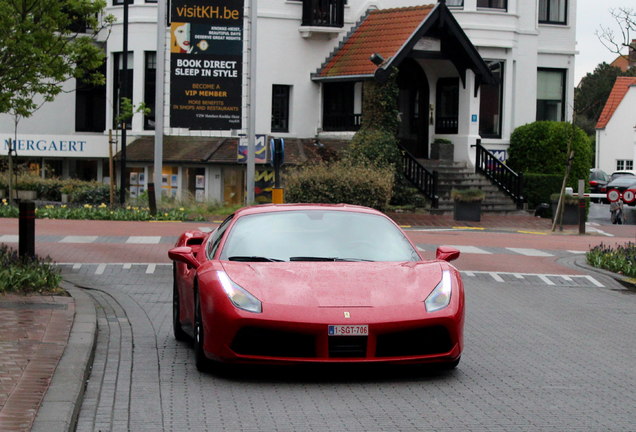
[622, 189, 635, 204]
[607, 189, 621, 203]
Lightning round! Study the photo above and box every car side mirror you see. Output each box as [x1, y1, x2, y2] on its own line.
[168, 246, 200, 269]
[436, 246, 460, 262]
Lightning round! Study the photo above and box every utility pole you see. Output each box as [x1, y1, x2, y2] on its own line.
[154, 0, 167, 204]
[246, 0, 257, 204]
[119, 0, 130, 205]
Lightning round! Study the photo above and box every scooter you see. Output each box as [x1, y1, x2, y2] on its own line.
[610, 199, 624, 224]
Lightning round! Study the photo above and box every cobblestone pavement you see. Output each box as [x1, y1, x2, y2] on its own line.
[61, 263, 636, 432]
[0, 295, 74, 431]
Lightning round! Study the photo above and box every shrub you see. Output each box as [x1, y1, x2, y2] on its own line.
[587, 242, 636, 278]
[451, 188, 486, 202]
[522, 173, 563, 209]
[285, 161, 394, 210]
[0, 244, 62, 294]
[508, 121, 592, 189]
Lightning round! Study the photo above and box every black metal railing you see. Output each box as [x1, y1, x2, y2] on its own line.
[399, 144, 439, 208]
[302, 0, 344, 27]
[323, 113, 361, 132]
[474, 139, 524, 209]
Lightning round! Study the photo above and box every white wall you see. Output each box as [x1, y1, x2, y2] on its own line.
[596, 86, 636, 174]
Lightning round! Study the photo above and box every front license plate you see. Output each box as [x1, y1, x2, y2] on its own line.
[328, 325, 369, 336]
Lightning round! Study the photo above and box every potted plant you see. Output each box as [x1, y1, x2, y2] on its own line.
[452, 188, 485, 222]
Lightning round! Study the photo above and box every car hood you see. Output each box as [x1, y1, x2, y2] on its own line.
[220, 261, 444, 307]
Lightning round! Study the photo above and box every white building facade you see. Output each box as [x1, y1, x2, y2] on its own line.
[0, 0, 577, 204]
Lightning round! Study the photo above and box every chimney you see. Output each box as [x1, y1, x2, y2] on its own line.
[630, 39, 636, 70]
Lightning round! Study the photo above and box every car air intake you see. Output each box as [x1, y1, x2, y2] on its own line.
[375, 326, 452, 357]
[231, 327, 316, 358]
[328, 336, 367, 358]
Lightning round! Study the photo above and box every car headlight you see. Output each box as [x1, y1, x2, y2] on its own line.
[217, 271, 262, 313]
[425, 270, 452, 312]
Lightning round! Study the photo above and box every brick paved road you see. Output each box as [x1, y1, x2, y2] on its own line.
[61, 263, 636, 432]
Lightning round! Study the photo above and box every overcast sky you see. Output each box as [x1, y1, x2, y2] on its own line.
[575, 0, 633, 83]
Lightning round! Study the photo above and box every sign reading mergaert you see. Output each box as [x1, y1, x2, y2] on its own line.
[170, 0, 244, 130]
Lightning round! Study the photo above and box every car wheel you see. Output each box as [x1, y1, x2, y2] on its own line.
[193, 290, 211, 372]
[172, 265, 188, 342]
[441, 357, 460, 370]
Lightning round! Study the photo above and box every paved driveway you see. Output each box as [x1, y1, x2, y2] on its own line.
[60, 259, 635, 432]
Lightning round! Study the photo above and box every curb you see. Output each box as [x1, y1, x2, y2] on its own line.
[572, 255, 636, 291]
[31, 282, 97, 432]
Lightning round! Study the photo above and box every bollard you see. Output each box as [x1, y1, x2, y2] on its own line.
[148, 183, 157, 216]
[578, 179, 585, 235]
[19, 200, 35, 258]
[272, 188, 284, 204]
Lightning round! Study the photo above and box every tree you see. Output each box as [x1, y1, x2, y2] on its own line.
[574, 63, 636, 136]
[596, 7, 636, 58]
[0, 0, 113, 202]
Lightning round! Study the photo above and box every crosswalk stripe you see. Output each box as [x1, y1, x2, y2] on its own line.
[506, 247, 553, 257]
[448, 245, 491, 254]
[489, 272, 505, 283]
[95, 263, 106, 275]
[146, 264, 156, 274]
[126, 236, 161, 244]
[538, 275, 555, 285]
[60, 236, 97, 243]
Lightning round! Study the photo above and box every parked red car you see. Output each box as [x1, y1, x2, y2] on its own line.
[169, 204, 464, 372]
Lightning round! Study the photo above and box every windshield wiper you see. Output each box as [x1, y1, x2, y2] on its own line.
[228, 256, 284, 262]
[289, 256, 374, 262]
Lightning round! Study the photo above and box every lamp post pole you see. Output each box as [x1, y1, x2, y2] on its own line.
[119, 0, 130, 205]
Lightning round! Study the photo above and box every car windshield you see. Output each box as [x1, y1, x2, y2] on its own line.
[219, 210, 420, 262]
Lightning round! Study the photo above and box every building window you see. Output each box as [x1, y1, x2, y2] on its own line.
[536, 68, 566, 122]
[112, 0, 125, 5]
[539, 0, 567, 25]
[113, 52, 134, 129]
[302, 0, 345, 28]
[446, 0, 464, 7]
[435, 78, 459, 134]
[322, 82, 361, 132]
[616, 160, 634, 171]
[479, 61, 504, 138]
[75, 62, 106, 132]
[271, 85, 291, 133]
[144, 52, 156, 130]
[477, 0, 507, 9]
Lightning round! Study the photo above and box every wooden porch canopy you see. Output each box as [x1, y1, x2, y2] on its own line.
[312, 1, 496, 93]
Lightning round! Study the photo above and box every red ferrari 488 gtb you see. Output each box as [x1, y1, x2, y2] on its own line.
[169, 204, 463, 371]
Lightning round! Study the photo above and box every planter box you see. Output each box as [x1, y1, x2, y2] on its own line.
[454, 201, 481, 222]
[551, 201, 579, 225]
[431, 141, 454, 161]
[17, 190, 37, 200]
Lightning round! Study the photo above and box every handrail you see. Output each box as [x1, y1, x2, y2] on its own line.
[474, 139, 524, 209]
[397, 144, 439, 208]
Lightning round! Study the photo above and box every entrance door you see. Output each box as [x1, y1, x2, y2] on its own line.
[397, 59, 429, 158]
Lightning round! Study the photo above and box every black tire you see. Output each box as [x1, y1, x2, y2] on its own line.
[193, 291, 211, 372]
[442, 357, 460, 370]
[173, 265, 188, 342]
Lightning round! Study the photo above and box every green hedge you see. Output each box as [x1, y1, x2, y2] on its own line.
[508, 121, 592, 189]
[284, 161, 394, 210]
[0, 172, 114, 204]
[522, 173, 563, 210]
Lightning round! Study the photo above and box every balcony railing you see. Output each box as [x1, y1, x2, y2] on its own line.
[302, 0, 344, 28]
[323, 113, 361, 132]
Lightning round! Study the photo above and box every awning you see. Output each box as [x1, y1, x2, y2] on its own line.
[312, 2, 496, 90]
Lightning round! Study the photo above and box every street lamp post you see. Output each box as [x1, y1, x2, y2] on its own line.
[119, 0, 130, 205]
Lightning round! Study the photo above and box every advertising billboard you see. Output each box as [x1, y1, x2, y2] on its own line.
[170, 0, 244, 130]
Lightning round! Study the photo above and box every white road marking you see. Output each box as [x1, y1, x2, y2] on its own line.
[95, 263, 106, 275]
[198, 227, 214, 233]
[583, 275, 605, 287]
[126, 236, 161, 244]
[123, 263, 132, 269]
[146, 264, 156, 274]
[60, 236, 97, 243]
[73, 263, 82, 270]
[538, 275, 555, 285]
[506, 247, 554, 257]
[448, 245, 492, 254]
[489, 272, 505, 283]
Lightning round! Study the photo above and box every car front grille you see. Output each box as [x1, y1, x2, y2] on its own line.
[375, 326, 452, 357]
[231, 327, 316, 358]
[328, 336, 367, 358]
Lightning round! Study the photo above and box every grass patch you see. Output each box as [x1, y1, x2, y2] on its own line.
[586, 242, 636, 278]
[0, 245, 63, 294]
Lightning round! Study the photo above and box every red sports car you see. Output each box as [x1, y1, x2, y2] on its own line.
[169, 204, 464, 372]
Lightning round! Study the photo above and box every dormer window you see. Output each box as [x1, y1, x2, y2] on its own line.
[302, 0, 344, 28]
